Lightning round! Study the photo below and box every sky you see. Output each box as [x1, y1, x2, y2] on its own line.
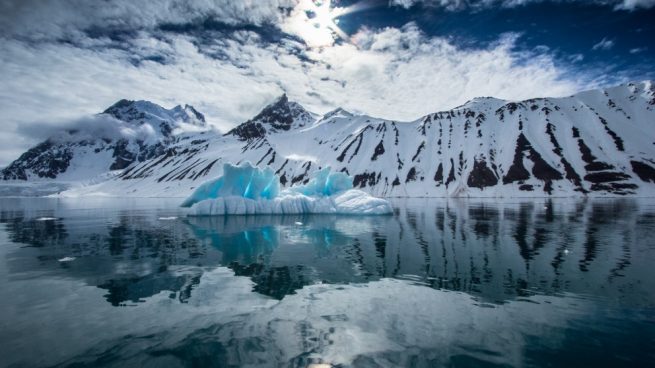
[0, 0, 653, 166]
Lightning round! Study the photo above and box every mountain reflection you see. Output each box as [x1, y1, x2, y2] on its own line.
[1, 198, 654, 306]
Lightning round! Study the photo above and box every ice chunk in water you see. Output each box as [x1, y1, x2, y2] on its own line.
[289, 166, 353, 196]
[181, 162, 279, 208]
[181, 162, 392, 215]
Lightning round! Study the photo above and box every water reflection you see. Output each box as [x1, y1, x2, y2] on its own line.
[1, 199, 217, 306]
[1, 198, 655, 306]
[1, 198, 655, 367]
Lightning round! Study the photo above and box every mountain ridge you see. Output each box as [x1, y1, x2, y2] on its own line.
[2, 100, 209, 181]
[2, 81, 655, 197]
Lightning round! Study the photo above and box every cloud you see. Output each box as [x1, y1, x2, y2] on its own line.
[16, 114, 160, 144]
[592, 37, 615, 51]
[387, 0, 655, 10]
[389, 0, 469, 10]
[0, 0, 617, 166]
[614, 0, 655, 9]
[389, 0, 422, 8]
[306, 26, 587, 116]
[0, 0, 296, 40]
[569, 53, 585, 62]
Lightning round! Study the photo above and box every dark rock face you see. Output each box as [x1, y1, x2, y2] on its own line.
[249, 94, 297, 131]
[103, 99, 136, 119]
[227, 94, 313, 141]
[110, 139, 137, 170]
[545, 123, 584, 191]
[598, 116, 624, 152]
[574, 130, 636, 194]
[405, 167, 417, 183]
[445, 159, 456, 187]
[226, 121, 267, 141]
[371, 140, 385, 161]
[291, 161, 312, 186]
[576, 137, 613, 172]
[337, 127, 370, 163]
[630, 161, 655, 183]
[503, 133, 562, 193]
[584, 172, 631, 183]
[503, 135, 532, 184]
[2, 140, 73, 180]
[467, 159, 498, 189]
[411, 142, 425, 162]
[354, 172, 379, 188]
[434, 163, 444, 186]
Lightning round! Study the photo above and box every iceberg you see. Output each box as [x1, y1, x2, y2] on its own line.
[182, 162, 393, 215]
[288, 166, 354, 196]
[180, 163, 279, 208]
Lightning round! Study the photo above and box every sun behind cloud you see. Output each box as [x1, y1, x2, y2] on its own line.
[283, 0, 351, 47]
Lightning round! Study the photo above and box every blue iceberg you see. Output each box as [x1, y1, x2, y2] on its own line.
[288, 166, 354, 197]
[181, 163, 279, 208]
[182, 162, 392, 215]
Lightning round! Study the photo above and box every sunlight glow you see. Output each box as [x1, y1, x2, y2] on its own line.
[284, 0, 366, 48]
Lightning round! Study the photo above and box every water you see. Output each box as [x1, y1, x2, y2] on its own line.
[0, 197, 654, 367]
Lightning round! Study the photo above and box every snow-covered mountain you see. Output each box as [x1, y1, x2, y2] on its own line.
[3, 82, 655, 197]
[1, 99, 207, 181]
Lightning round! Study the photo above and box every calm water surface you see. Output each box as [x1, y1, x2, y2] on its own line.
[0, 197, 654, 367]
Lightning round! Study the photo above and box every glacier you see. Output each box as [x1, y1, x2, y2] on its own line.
[182, 162, 393, 215]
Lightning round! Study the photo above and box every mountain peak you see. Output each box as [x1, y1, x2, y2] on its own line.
[323, 107, 353, 120]
[103, 99, 133, 113]
[454, 96, 506, 111]
[226, 95, 316, 140]
[102, 99, 206, 128]
[171, 104, 206, 126]
[251, 94, 313, 128]
[274, 93, 289, 104]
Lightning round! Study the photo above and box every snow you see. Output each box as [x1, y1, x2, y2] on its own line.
[183, 162, 393, 215]
[7, 81, 655, 198]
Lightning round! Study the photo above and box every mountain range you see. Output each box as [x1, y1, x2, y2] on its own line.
[2, 81, 655, 197]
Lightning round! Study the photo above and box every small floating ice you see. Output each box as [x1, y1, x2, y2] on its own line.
[295, 221, 303, 225]
[158, 216, 178, 221]
[182, 162, 393, 216]
[36, 217, 57, 221]
[58, 257, 76, 262]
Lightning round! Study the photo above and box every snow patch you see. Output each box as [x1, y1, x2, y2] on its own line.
[285, 153, 318, 162]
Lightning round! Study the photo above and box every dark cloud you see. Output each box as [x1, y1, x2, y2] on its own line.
[0, 0, 295, 40]
[388, 0, 655, 11]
